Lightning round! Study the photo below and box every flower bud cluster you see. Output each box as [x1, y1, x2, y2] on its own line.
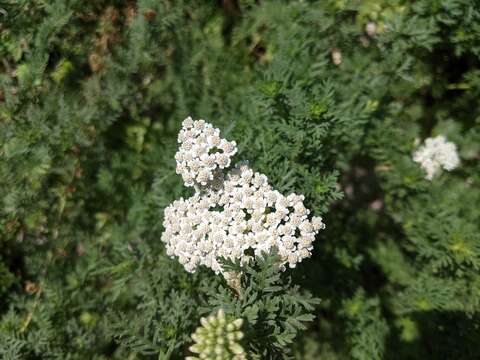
[175, 117, 237, 187]
[187, 309, 246, 360]
[413, 135, 460, 180]
[162, 117, 325, 274]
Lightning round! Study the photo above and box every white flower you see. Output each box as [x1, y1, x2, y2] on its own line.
[331, 48, 342, 66]
[162, 117, 326, 274]
[175, 117, 237, 188]
[413, 135, 460, 180]
[366, 22, 377, 37]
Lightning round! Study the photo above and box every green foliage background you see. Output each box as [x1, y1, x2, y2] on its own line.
[1, 0, 479, 359]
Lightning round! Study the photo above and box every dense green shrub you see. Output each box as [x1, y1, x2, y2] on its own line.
[1, 0, 479, 359]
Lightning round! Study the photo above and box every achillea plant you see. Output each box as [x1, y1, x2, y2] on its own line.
[187, 309, 246, 360]
[1, 1, 479, 359]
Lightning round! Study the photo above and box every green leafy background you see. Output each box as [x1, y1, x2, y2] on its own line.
[1, 0, 479, 359]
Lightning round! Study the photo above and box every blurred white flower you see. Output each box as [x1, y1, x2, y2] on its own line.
[413, 135, 460, 180]
[331, 48, 342, 66]
[366, 22, 377, 37]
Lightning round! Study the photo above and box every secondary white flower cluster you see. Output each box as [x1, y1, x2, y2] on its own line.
[187, 309, 246, 360]
[175, 117, 237, 187]
[413, 135, 460, 180]
[162, 117, 325, 274]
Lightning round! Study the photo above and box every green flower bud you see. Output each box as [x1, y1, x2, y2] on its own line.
[188, 309, 247, 360]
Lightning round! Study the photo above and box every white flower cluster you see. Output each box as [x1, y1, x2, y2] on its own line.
[413, 135, 460, 180]
[162, 117, 325, 274]
[175, 117, 237, 187]
[163, 162, 325, 273]
[187, 309, 246, 360]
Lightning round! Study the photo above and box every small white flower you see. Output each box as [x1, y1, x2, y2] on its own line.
[413, 135, 460, 180]
[366, 22, 377, 37]
[175, 117, 237, 188]
[331, 48, 342, 66]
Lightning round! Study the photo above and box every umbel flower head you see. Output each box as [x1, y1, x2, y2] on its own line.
[162, 117, 325, 274]
[187, 309, 246, 360]
[413, 135, 460, 180]
[175, 117, 237, 188]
